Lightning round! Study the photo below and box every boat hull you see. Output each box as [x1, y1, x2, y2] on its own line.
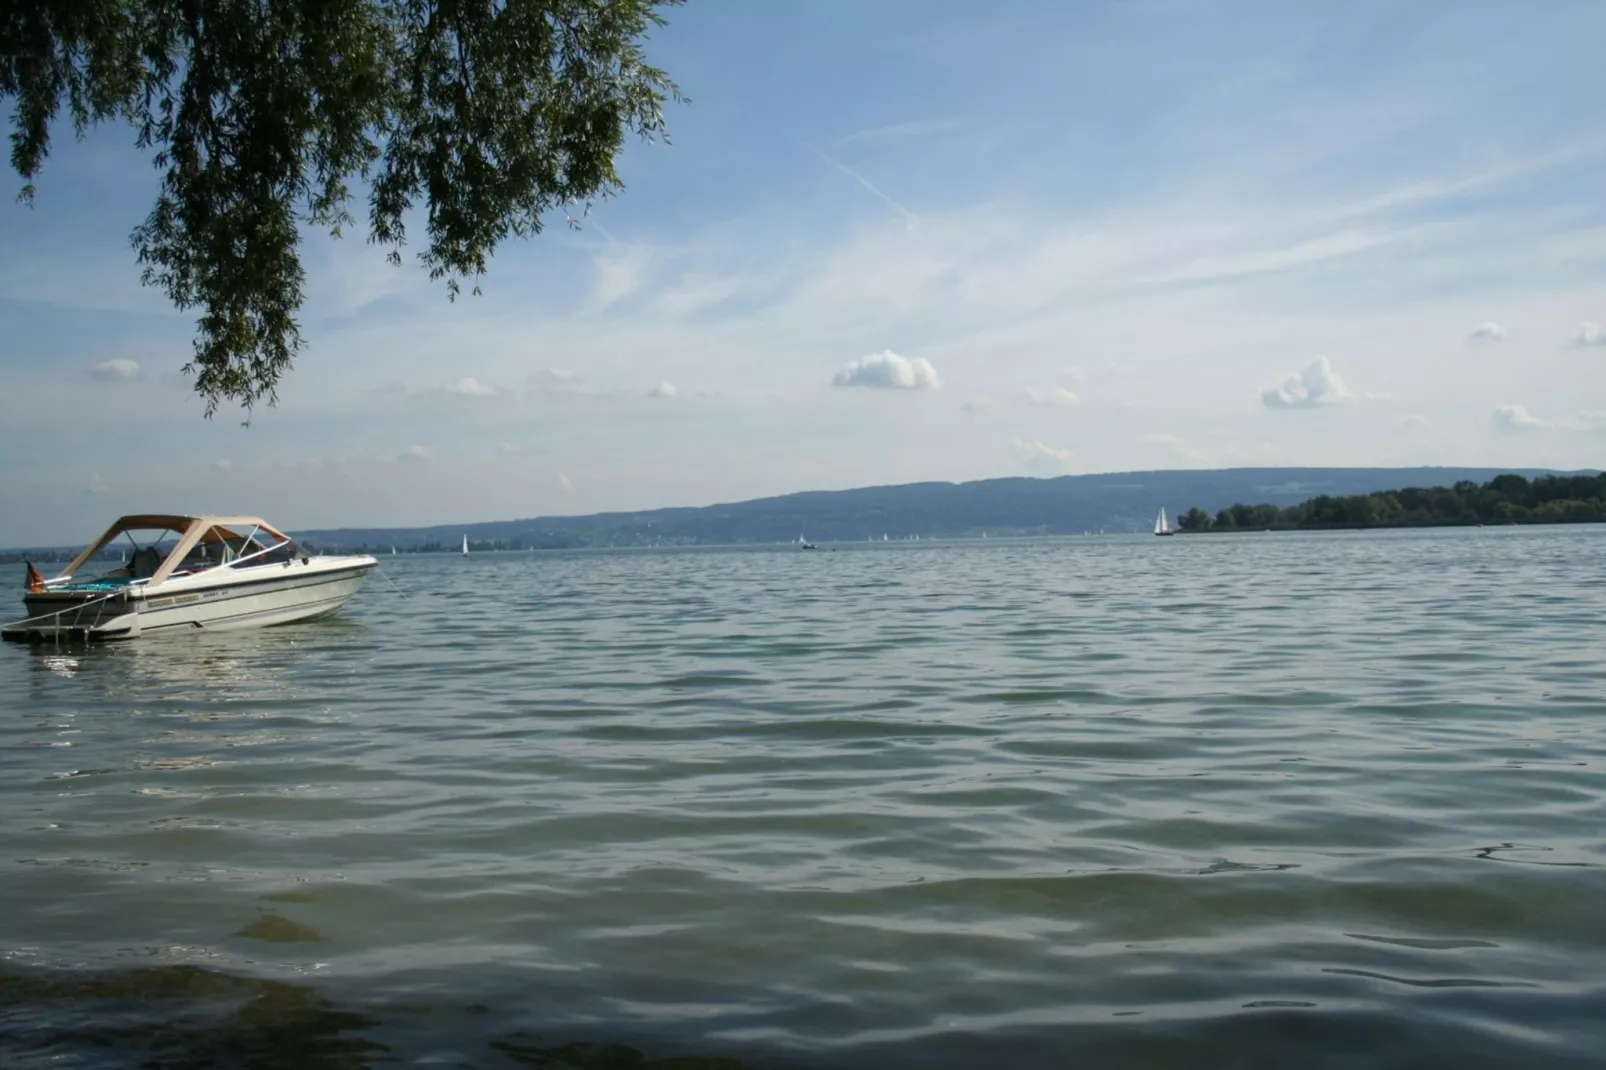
[3, 561, 374, 643]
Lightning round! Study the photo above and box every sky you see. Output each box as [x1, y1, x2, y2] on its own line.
[3, 0, 1606, 545]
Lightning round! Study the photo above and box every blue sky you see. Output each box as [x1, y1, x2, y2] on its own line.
[3, 0, 1606, 545]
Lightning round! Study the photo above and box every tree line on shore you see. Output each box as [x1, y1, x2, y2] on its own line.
[1176, 473, 1606, 532]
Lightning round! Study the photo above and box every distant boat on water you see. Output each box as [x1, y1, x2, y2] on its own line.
[461, 534, 469, 556]
[1154, 508, 1175, 537]
[798, 534, 818, 550]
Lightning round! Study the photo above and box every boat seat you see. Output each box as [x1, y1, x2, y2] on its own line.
[131, 546, 163, 579]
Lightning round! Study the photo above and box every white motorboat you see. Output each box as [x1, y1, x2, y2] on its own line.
[3, 514, 376, 643]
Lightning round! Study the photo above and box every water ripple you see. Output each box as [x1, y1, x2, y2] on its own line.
[3, 529, 1606, 1068]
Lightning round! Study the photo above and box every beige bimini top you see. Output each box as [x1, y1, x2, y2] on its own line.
[58, 515, 296, 590]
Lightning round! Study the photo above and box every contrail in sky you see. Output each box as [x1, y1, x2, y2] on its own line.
[804, 142, 920, 230]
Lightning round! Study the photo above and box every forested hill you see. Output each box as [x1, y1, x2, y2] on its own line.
[292, 467, 1585, 551]
[1176, 472, 1606, 531]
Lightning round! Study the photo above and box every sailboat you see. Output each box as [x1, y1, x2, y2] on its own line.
[797, 533, 818, 550]
[461, 534, 469, 556]
[1154, 508, 1175, 537]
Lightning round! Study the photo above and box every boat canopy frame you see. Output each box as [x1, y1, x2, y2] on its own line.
[53, 515, 297, 591]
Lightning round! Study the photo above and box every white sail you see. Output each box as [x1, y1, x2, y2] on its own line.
[461, 534, 469, 556]
[1154, 508, 1170, 535]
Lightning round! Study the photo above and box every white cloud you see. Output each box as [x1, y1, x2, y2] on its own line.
[557, 472, 574, 491]
[86, 473, 108, 493]
[1396, 413, 1432, 430]
[401, 444, 435, 461]
[647, 381, 679, 399]
[1569, 322, 1606, 347]
[448, 376, 497, 397]
[1570, 412, 1606, 433]
[500, 442, 522, 454]
[1260, 355, 1352, 410]
[831, 350, 940, 390]
[90, 358, 140, 381]
[1491, 405, 1547, 432]
[1024, 386, 1080, 407]
[586, 245, 654, 313]
[960, 397, 994, 415]
[1010, 438, 1075, 470]
[1143, 433, 1208, 464]
[214, 458, 235, 471]
[1469, 321, 1506, 341]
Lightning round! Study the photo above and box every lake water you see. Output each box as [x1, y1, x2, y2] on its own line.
[2, 529, 1604, 1068]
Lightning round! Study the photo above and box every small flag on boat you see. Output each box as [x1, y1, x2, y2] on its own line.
[25, 561, 45, 594]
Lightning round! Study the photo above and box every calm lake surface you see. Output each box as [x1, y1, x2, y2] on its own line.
[3, 529, 1604, 1068]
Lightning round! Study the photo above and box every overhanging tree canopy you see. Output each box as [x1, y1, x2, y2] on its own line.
[1, 0, 682, 414]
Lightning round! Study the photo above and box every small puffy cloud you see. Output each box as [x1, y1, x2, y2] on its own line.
[557, 472, 574, 491]
[1569, 323, 1606, 347]
[831, 350, 940, 390]
[500, 442, 522, 454]
[90, 358, 140, 380]
[1011, 438, 1075, 470]
[448, 376, 497, 397]
[401, 444, 435, 461]
[1491, 405, 1546, 432]
[1260, 355, 1352, 410]
[1396, 413, 1431, 430]
[214, 458, 235, 471]
[86, 473, 108, 493]
[1469, 321, 1506, 342]
[646, 381, 679, 399]
[960, 397, 994, 415]
[1024, 386, 1080, 407]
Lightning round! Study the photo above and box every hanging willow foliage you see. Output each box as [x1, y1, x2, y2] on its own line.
[1, 0, 683, 414]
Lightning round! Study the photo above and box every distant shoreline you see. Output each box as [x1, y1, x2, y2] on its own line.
[1174, 473, 1606, 534]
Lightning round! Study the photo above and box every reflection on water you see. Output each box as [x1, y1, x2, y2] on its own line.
[2, 532, 1605, 1068]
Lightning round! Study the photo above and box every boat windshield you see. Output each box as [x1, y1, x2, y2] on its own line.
[168, 526, 302, 575]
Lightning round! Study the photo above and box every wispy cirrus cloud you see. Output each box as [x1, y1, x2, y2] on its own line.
[1143, 433, 1209, 465]
[584, 244, 655, 313]
[1024, 386, 1080, 407]
[1010, 438, 1075, 471]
